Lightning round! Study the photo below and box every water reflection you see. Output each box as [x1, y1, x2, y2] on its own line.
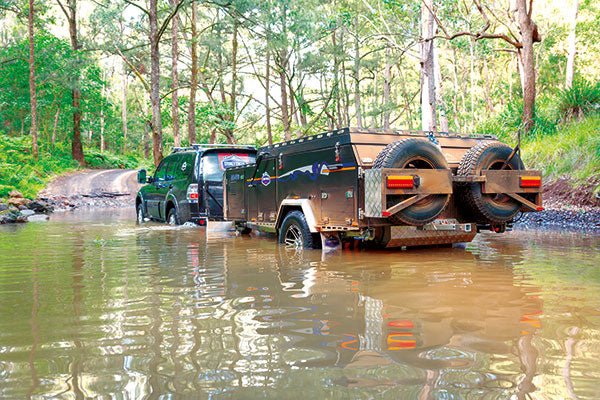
[0, 209, 599, 399]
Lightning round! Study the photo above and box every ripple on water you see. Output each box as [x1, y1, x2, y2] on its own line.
[1, 213, 600, 398]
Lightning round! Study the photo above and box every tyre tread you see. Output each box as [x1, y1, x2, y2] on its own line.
[457, 141, 523, 223]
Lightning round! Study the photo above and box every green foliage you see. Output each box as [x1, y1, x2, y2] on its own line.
[0, 134, 77, 198]
[477, 101, 557, 142]
[84, 151, 142, 170]
[556, 79, 600, 122]
[521, 115, 600, 184]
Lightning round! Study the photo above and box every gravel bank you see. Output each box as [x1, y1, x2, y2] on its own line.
[514, 207, 600, 233]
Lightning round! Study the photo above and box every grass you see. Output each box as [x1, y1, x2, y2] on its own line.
[0, 134, 148, 200]
[520, 115, 600, 189]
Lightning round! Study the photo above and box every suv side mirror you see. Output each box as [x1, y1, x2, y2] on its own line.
[137, 169, 147, 184]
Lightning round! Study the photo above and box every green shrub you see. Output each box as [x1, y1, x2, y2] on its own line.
[476, 101, 557, 141]
[521, 115, 600, 184]
[556, 79, 600, 122]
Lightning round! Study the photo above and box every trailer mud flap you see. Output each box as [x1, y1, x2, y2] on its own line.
[364, 168, 453, 218]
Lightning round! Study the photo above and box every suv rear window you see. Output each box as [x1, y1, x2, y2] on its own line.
[203, 152, 254, 181]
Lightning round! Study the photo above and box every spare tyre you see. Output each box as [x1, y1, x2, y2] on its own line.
[374, 138, 450, 226]
[458, 141, 524, 223]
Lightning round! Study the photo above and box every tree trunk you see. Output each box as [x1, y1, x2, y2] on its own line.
[383, 47, 391, 130]
[565, 0, 579, 89]
[59, 0, 85, 165]
[28, 0, 38, 160]
[187, 0, 198, 145]
[100, 80, 105, 152]
[333, 30, 342, 128]
[482, 58, 495, 114]
[149, 0, 163, 166]
[265, 50, 273, 145]
[469, 39, 475, 131]
[516, 0, 536, 133]
[433, 41, 449, 132]
[171, 0, 180, 147]
[122, 68, 128, 152]
[227, 18, 239, 141]
[353, 16, 362, 128]
[371, 69, 378, 128]
[340, 26, 350, 127]
[52, 106, 60, 149]
[280, 61, 291, 140]
[420, 0, 437, 132]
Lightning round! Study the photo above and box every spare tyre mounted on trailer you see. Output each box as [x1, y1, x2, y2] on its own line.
[373, 138, 450, 226]
[458, 141, 525, 224]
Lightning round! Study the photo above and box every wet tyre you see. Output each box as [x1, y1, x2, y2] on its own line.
[136, 202, 145, 224]
[237, 225, 252, 235]
[458, 141, 524, 223]
[374, 138, 450, 226]
[278, 210, 318, 249]
[167, 207, 181, 225]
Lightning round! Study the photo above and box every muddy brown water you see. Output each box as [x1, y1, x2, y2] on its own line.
[0, 209, 599, 399]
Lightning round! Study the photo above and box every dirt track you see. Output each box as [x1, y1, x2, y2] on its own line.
[40, 169, 139, 197]
[38, 169, 141, 210]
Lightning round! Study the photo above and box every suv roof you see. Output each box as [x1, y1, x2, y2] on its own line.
[172, 143, 256, 154]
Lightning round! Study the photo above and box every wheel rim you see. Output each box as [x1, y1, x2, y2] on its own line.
[484, 160, 515, 206]
[284, 224, 303, 248]
[401, 157, 436, 208]
[168, 212, 177, 225]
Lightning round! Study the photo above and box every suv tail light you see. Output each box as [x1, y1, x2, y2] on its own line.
[187, 183, 199, 201]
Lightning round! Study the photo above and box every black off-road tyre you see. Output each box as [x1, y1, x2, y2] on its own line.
[167, 207, 181, 225]
[236, 225, 252, 235]
[278, 210, 319, 249]
[136, 202, 145, 224]
[458, 141, 524, 223]
[374, 138, 451, 226]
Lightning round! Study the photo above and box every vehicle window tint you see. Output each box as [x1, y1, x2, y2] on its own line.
[203, 152, 255, 181]
[154, 160, 169, 181]
[166, 156, 179, 181]
[175, 154, 194, 180]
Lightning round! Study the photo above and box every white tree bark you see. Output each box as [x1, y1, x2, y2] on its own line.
[420, 0, 437, 131]
[565, 0, 579, 89]
[433, 42, 449, 132]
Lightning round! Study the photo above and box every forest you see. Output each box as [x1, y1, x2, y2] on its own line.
[0, 0, 598, 198]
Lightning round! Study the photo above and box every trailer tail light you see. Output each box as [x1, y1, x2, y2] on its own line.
[187, 183, 199, 201]
[387, 175, 414, 189]
[520, 176, 542, 188]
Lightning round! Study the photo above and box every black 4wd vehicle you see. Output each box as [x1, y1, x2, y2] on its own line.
[136, 144, 256, 225]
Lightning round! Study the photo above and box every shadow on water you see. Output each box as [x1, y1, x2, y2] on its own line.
[0, 209, 599, 398]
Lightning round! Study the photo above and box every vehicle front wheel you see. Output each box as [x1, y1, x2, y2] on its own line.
[167, 207, 180, 225]
[136, 203, 145, 224]
[278, 210, 318, 249]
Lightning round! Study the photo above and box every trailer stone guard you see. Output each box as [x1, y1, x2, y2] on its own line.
[224, 127, 543, 249]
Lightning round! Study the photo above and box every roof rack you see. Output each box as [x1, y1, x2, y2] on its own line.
[172, 143, 256, 153]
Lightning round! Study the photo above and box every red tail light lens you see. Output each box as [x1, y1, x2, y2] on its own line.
[387, 176, 414, 189]
[520, 176, 542, 188]
[187, 183, 199, 201]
